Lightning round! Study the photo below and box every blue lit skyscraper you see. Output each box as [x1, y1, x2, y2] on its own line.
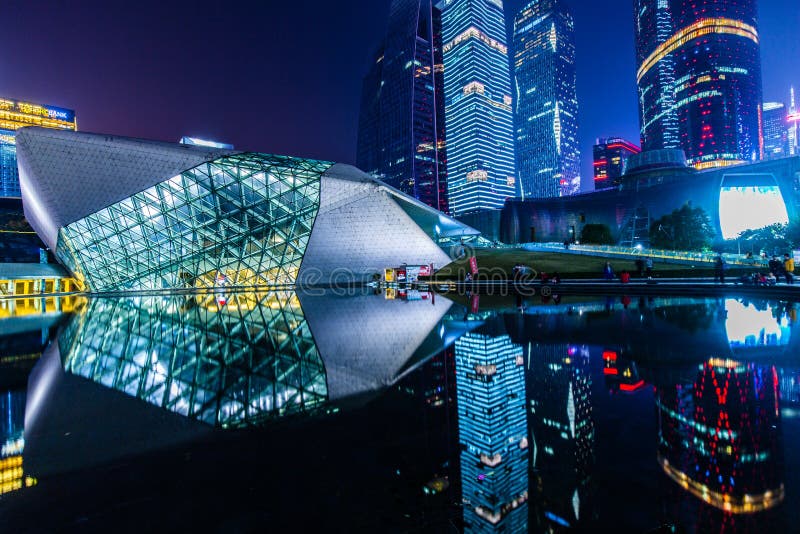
[357, 0, 448, 213]
[455, 329, 528, 531]
[527, 344, 594, 530]
[512, 0, 581, 198]
[634, 0, 764, 169]
[763, 102, 789, 160]
[439, 0, 517, 216]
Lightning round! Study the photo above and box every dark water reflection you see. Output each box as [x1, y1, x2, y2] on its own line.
[0, 290, 798, 532]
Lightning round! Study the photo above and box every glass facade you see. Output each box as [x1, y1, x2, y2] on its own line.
[356, 0, 448, 213]
[592, 137, 641, 190]
[763, 102, 789, 160]
[56, 153, 330, 292]
[60, 292, 328, 428]
[513, 0, 581, 198]
[455, 329, 528, 531]
[656, 360, 784, 513]
[440, 0, 517, 216]
[634, 0, 764, 169]
[0, 98, 76, 197]
[527, 344, 594, 529]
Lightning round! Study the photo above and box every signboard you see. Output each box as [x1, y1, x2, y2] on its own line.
[470, 293, 480, 313]
[384, 268, 395, 283]
[468, 256, 478, 275]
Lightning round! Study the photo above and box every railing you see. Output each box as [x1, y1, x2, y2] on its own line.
[521, 242, 769, 268]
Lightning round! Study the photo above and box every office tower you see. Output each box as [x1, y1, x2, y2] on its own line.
[513, 0, 581, 198]
[789, 87, 799, 156]
[0, 98, 76, 197]
[656, 360, 784, 513]
[356, 0, 448, 213]
[440, 0, 517, 215]
[527, 344, 594, 530]
[762, 103, 788, 159]
[592, 137, 641, 190]
[634, 0, 763, 169]
[455, 330, 528, 531]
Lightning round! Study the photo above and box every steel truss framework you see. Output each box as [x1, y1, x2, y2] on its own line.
[56, 153, 331, 292]
[58, 292, 328, 428]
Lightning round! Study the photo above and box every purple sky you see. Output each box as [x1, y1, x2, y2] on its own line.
[1, 1, 798, 190]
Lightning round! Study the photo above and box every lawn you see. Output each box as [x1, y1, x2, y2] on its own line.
[432, 248, 751, 280]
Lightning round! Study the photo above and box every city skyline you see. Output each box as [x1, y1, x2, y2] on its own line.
[0, 1, 797, 193]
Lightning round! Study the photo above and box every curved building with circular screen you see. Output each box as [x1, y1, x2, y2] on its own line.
[634, 0, 763, 169]
[17, 128, 476, 292]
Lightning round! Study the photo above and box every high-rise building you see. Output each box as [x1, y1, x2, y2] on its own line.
[440, 0, 517, 216]
[592, 137, 641, 190]
[634, 0, 764, 169]
[455, 329, 528, 531]
[789, 87, 800, 156]
[356, 0, 448, 213]
[512, 0, 581, 198]
[763, 103, 789, 160]
[656, 360, 784, 513]
[0, 97, 77, 197]
[527, 344, 594, 530]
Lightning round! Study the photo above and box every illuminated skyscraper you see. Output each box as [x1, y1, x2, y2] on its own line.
[527, 344, 594, 530]
[789, 87, 799, 156]
[592, 137, 641, 190]
[634, 0, 764, 169]
[357, 0, 448, 213]
[0, 97, 77, 197]
[455, 329, 528, 531]
[762, 103, 789, 160]
[656, 360, 784, 514]
[512, 0, 581, 198]
[440, 0, 517, 215]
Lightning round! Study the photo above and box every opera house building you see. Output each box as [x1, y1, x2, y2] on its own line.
[16, 128, 474, 292]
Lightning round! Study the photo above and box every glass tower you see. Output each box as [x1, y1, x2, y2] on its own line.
[634, 0, 764, 169]
[512, 0, 581, 198]
[0, 97, 76, 197]
[763, 102, 789, 160]
[440, 0, 517, 216]
[527, 344, 594, 530]
[356, 0, 448, 213]
[592, 137, 641, 190]
[0, 98, 78, 197]
[455, 330, 528, 531]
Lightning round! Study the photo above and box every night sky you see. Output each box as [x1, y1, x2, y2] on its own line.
[2, 1, 798, 190]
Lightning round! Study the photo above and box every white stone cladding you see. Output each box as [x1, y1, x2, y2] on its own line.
[298, 163, 453, 284]
[16, 127, 235, 250]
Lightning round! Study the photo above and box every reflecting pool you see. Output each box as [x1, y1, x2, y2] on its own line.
[0, 290, 799, 532]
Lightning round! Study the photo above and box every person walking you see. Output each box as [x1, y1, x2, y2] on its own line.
[635, 258, 644, 277]
[645, 257, 654, 279]
[603, 262, 614, 281]
[784, 253, 795, 284]
[714, 254, 726, 284]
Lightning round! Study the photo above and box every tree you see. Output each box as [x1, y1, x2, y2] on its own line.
[649, 203, 714, 251]
[580, 223, 613, 245]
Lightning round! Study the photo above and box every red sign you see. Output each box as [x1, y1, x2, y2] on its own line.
[470, 293, 480, 313]
[469, 256, 478, 275]
[419, 265, 431, 277]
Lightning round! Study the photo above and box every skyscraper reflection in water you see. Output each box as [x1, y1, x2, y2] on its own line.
[526, 343, 594, 530]
[656, 359, 784, 520]
[454, 328, 528, 531]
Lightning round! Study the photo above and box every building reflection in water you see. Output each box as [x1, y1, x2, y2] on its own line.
[454, 326, 528, 531]
[527, 344, 594, 530]
[656, 358, 784, 515]
[59, 292, 328, 427]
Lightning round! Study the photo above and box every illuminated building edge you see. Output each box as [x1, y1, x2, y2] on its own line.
[17, 128, 476, 292]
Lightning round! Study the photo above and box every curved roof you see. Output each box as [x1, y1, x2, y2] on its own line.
[17, 127, 237, 250]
